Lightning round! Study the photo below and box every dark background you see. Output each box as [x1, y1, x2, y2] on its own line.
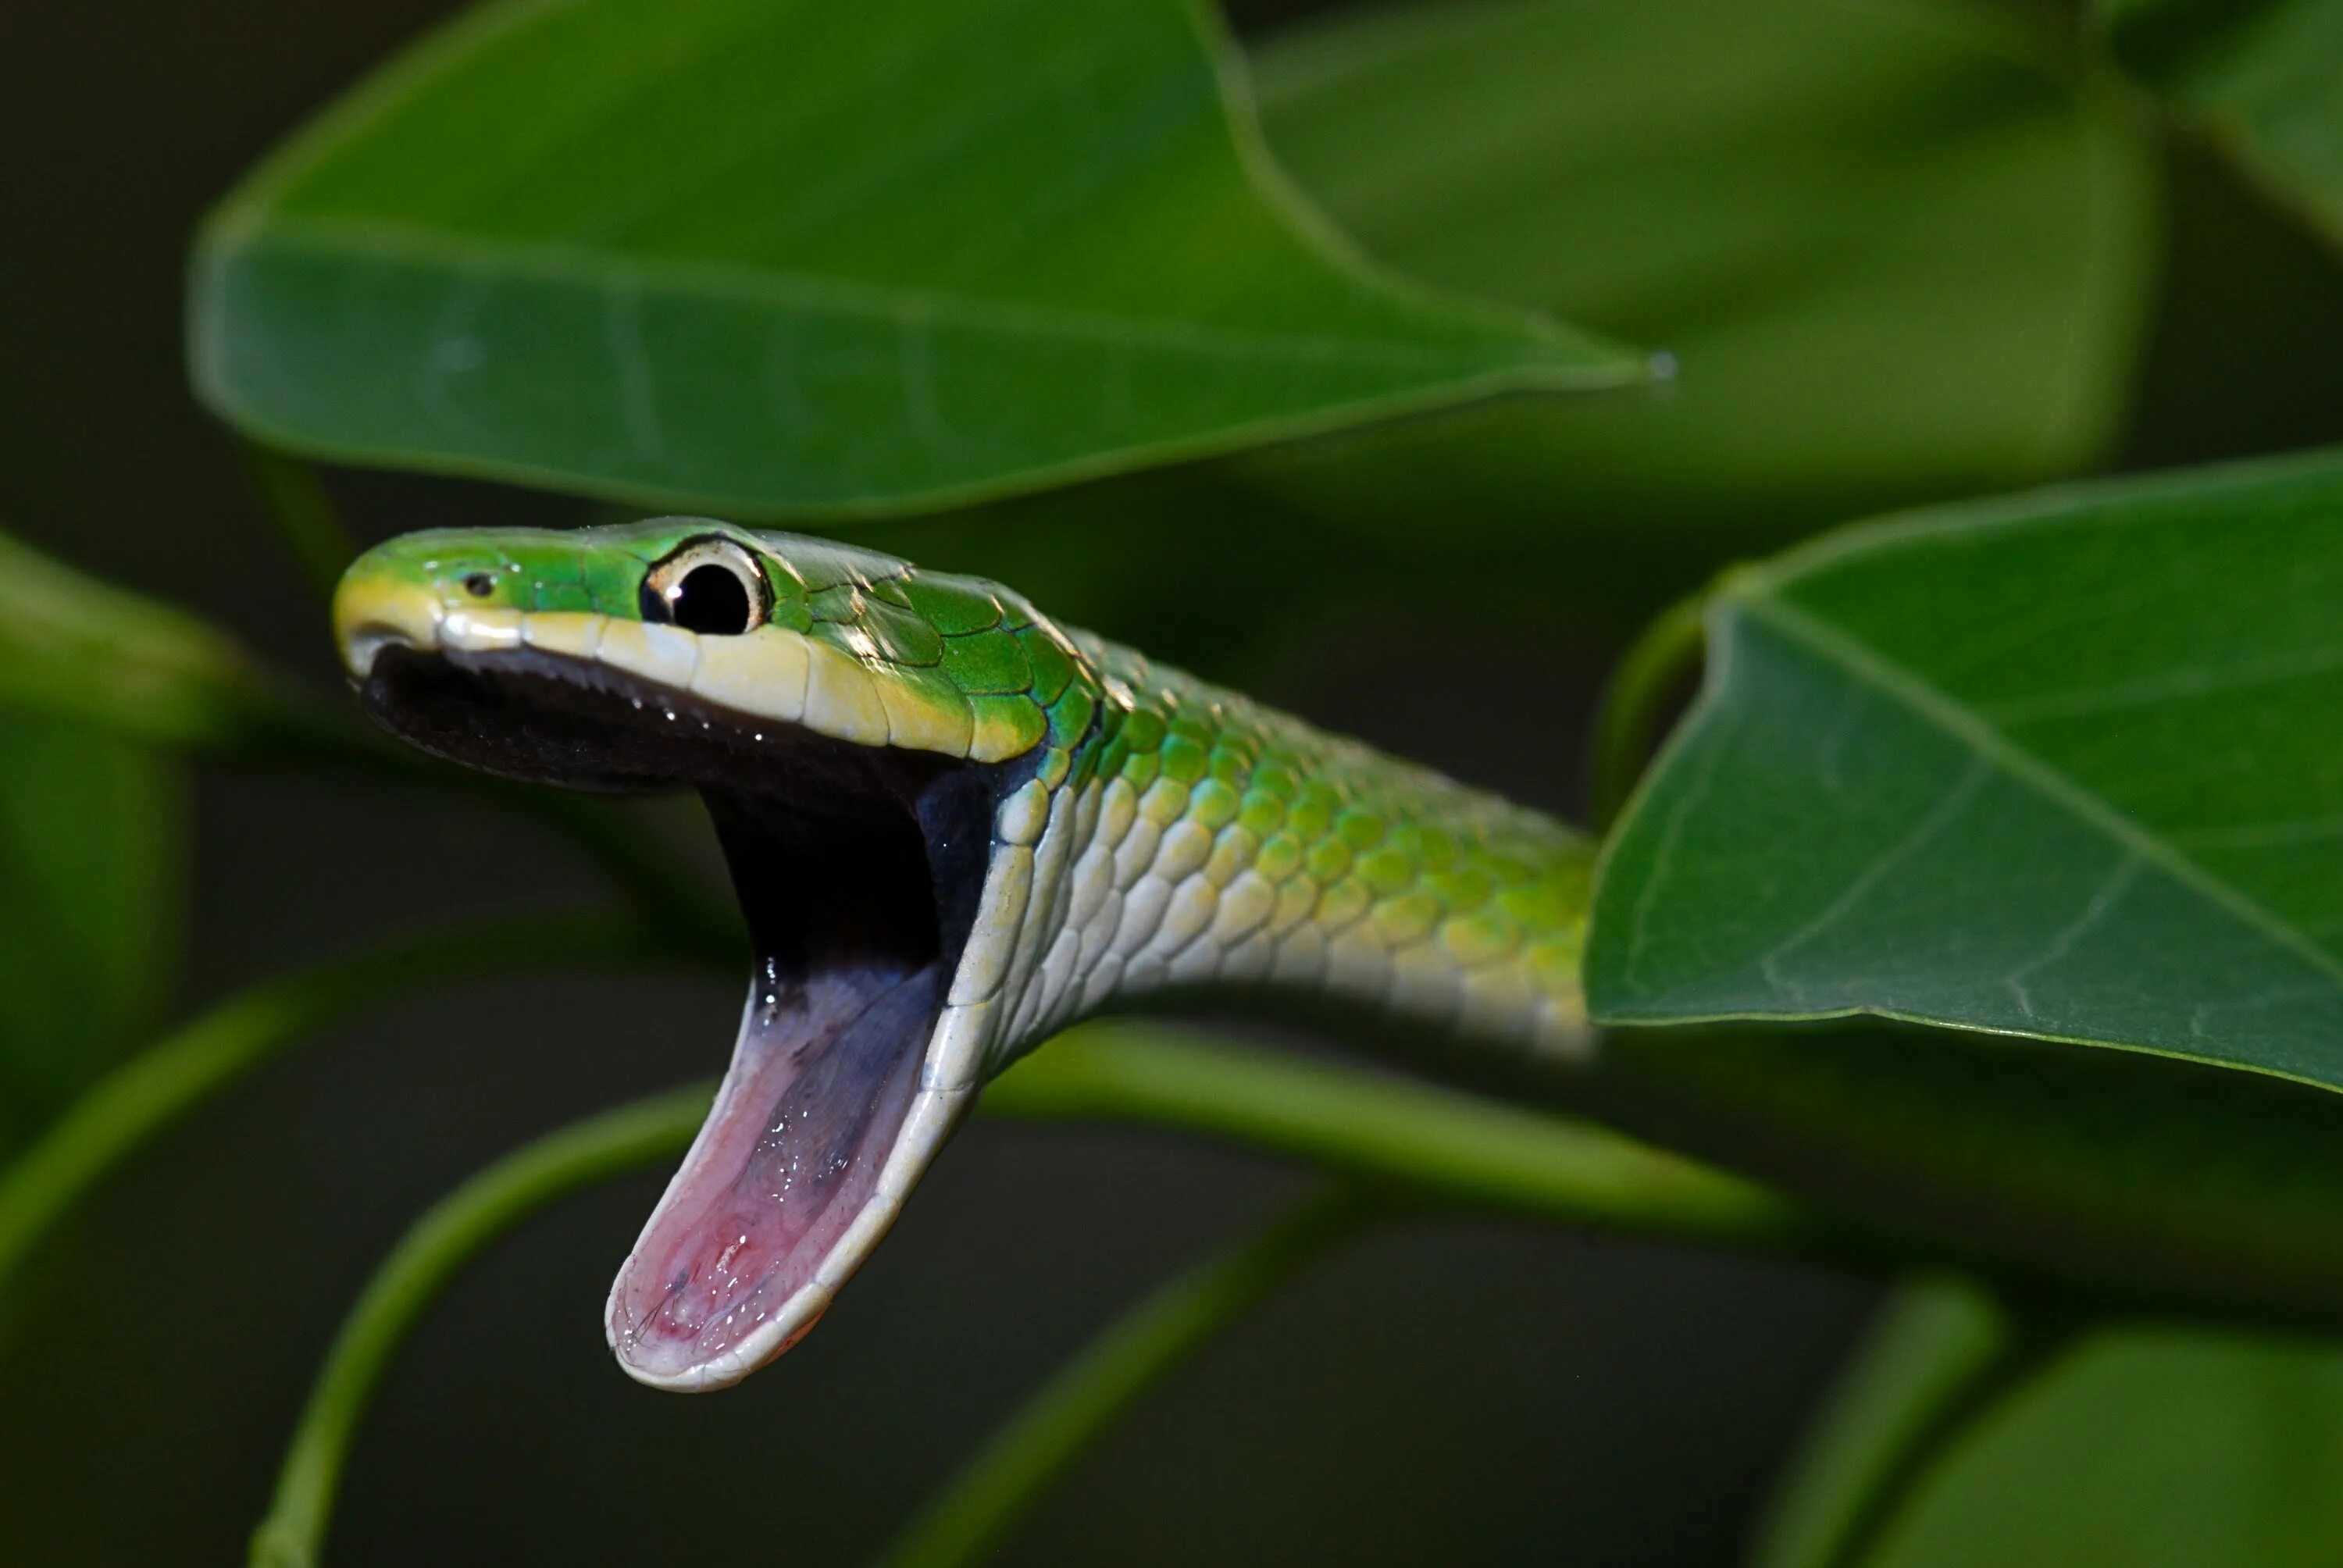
[5, 1, 2343, 1563]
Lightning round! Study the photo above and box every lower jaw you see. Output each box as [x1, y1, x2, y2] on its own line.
[352, 643, 994, 1387]
[605, 956, 945, 1388]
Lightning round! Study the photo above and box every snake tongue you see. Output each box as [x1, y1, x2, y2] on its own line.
[606, 955, 943, 1389]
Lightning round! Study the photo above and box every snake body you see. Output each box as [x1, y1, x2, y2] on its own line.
[335, 518, 1591, 1388]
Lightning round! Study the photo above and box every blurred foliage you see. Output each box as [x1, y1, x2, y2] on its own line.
[1236, 0, 2156, 543]
[1589, 1012, 2343, 1325]
[1753, 1278, 2015, 1568]
[187, 0, 1638, 519]
[0, 529, 280, 747]
[0, 715, 179, 1153]
[1872, 1324, 2343, 1565]
[250, 1081, 714, 1568]
[2103, 0, 2343, 251]
[0, 913, 692, 1306]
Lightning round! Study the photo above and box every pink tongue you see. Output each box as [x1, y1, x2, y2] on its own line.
[608, 958, 940, 1384]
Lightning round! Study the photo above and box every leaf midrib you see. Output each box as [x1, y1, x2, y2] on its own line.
[198, 212, 1627, 379]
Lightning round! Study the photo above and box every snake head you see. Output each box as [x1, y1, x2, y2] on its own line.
[333, 519, 1102, 1389]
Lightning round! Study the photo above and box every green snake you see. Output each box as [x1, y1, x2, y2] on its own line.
[334, 518, 1592, 1391]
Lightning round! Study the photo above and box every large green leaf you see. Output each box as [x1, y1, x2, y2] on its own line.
[1241, 0, 2156, 540]
[2102, 0, 2343, 252]
[1865, 1326, 2343, 1566]
[189, 0, 1637, 517]
[0, 715, 180, 1150]
[1586, 448, 2343, 1089]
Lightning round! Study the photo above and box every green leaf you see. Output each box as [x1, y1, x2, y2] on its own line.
[1866, 1327, 2343, 1566]
[1242, 0, 2157, 540]
[189, 0, 1639, 518]
[2102, 0, 2343, 253]
[0, 713, 180, 1144]
[1587, 447, 2343, 1089]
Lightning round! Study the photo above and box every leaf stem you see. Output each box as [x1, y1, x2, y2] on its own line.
[237, 1027, 1860, 1568]
[874, 1185, 1385, 1568]
[0, 911, 710, 1293]
[1587, 590, 1708, 832]
[244, 444, 358, 600]
[248, 1083, 715, 1568]
[982, 1021, 1865, 1263]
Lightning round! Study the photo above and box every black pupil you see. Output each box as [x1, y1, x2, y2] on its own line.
[669, 562, 753, 635]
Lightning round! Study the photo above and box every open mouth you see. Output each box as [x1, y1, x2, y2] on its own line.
[358, 643, 1006, 1388]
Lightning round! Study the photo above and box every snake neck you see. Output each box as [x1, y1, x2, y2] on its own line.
[932, 632, 1595, 1087]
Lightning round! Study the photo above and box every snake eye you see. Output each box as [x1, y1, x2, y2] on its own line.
[642, 538, 770, 636]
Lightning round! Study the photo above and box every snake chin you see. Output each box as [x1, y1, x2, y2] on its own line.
[356, 641, 1004, 1389]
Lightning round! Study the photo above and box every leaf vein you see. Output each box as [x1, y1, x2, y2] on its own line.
[1977, 643, 2343, 725]
[1753, 756, 1989, 1002]
[2003, 855, 2142, 1021]
[1743, 593, 2343, 1003]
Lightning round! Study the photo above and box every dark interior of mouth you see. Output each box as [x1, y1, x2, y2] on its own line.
[363, 646, 998, 1380]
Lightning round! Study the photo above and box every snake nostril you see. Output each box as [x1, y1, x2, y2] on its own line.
[462, 571, 496, 598]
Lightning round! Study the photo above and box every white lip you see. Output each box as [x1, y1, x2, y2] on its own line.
[340, 625, 406, 678]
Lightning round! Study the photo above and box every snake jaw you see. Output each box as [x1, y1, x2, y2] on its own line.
[341, 597, 1015, 1391]
[602, 776, 1000, 1392]
[603, 960, 968, 1390]
[604, 1073, 976, 1388]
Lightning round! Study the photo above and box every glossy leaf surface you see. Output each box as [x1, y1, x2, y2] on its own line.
[190, 0, 1636, 516]
[1588, 449, 2343, 1089]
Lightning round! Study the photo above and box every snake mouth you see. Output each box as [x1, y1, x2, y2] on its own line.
[357, 642, 1003, 1390]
